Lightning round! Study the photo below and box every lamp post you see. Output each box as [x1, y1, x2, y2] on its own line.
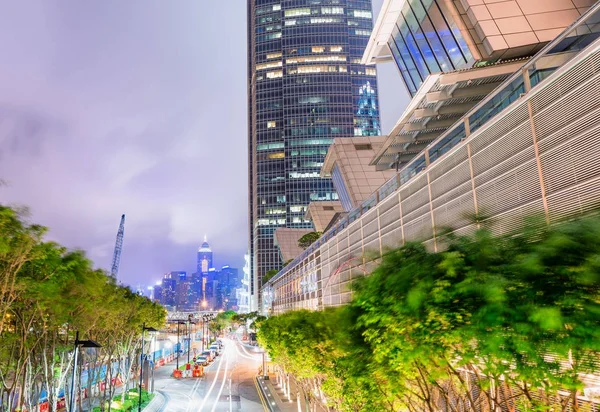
[138, 324, 158, 412]
[187, 314, 195, 364]
[69, 332, 101, 412]
[201, 313, 213, 352]
[175, 321, 185, 370]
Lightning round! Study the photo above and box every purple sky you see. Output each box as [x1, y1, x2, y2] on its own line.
[0, 1, 408, 289]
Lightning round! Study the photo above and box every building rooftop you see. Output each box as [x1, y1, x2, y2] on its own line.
[322, 136, 397, 209]
[273, 228, 314, 263]
[305, 201, 345, 233]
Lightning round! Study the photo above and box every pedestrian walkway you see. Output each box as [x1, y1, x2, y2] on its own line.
[256, 375, 297, 412]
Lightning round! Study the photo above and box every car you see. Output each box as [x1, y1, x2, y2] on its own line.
[209, 345, 221, 355]
[201, 350, 213, 361]
[195, 355, 209, 366]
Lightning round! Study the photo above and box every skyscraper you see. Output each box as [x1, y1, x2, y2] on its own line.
[197, 236, 213, 275]
[248, 0, 381, 307]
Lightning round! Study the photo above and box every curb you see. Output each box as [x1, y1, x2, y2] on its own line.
[255, 375, 279, 412]
[142, 390, 167, 412]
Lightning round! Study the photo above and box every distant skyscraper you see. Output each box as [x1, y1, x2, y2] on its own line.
[197, 236, 213, 275]
[248, 0, 381, 306]
[160, 273, 177, 307]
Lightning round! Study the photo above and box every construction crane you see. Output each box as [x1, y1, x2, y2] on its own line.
[110, 214, 126, 279]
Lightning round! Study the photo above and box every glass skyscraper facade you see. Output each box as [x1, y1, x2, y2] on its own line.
[388, 0, 475, 95]
[248, 0, 381, 303]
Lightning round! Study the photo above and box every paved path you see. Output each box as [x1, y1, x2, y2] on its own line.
[147, 338, 265, 411]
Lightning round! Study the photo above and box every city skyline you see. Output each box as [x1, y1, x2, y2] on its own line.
[0, 0, 406, 289]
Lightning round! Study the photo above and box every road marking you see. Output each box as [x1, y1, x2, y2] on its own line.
[184, 373, 203, 410]
[229, 378, 233, 412]
[234, 342, 258, 361]
[196, 345, 227, 411]
[239, 342, 260, 358]
[210, 344, 232, 412]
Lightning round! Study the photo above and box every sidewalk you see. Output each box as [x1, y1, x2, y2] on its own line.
[256, 375, 297, 412]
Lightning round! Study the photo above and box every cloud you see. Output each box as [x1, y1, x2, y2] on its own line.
[0, 0, 408, 288]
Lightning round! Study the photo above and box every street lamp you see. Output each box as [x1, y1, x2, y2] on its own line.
[69, 332, 101, 412]
[175, 321, 185, 370]
[201, 313, 213, 353]
[138, 323, 158, 412]
[187, 314, 196, 365]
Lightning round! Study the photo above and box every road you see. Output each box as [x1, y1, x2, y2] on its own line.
[150, 337, 266, 412]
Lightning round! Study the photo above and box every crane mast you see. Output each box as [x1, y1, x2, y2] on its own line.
[110, 214, 126, 279]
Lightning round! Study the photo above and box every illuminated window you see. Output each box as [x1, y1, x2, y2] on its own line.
[266, 52, 282, 59]
[289, 205, 307, 213]
[312, 46, 325, 53]
[339, 66, 347, 73]
[321, 7, 344, 14]
[273, 4, 280, 11]
[354, 29, 372, 36]
[285, 8, 310, 17]
[289, 172, 321, 179]
[267, 121, 277, 128]
[330, 46, 343, 52]
[353, 10, 372, 18]
[257, 142, 284, 151]
[285, 19, 297, 26]
[286, 55, 346, 64]
[268, 152, 285, 159]
[366, 68, 376, 76]
[266, 70, 283, 79]
[289, 65, 338, 74]
[256, 61, 282, 71]
[310, 17, 340, 24]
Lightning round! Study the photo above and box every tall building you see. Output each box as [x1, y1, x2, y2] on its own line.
[196, 236, 213, 275]
[248, 0, 381, 306]
[160, 273, 177, 307]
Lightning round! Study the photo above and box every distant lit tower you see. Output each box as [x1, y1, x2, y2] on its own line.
[197, 235, 213, 275]
[355, 82, 380, 136]
[110, 214, 125, 280]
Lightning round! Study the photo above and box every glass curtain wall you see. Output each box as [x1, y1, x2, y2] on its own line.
[249, 0, 381, 293]
[387, 0, 475, 95]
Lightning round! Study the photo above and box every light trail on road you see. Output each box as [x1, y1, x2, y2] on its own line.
[184, 372, 203, 411]
[194, 349, 227, 412]
[152, 337, 264, 412]
[239, 342, 260, 358]
[210, 343, 232, 412]
[233, 344, 256, 360]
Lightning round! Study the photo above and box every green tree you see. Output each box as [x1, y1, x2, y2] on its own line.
[258, 213, 600, 411]
[263, 269, 278, 283]
[0, 204, 166, 412]
[298, 232, 322, 250]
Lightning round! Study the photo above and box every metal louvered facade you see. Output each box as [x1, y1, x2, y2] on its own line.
[262, 2, 600, 314]
[260, 5, 600, 408]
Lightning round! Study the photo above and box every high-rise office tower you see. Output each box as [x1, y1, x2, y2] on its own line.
[197, 236, 213, 275]
[248, 0, 381, 307]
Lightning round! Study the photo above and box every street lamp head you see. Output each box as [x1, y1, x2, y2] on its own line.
[143, 326, 159, 333]
[79, 339, 102, 348]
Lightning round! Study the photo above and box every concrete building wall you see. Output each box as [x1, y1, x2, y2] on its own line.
[458, 0, 595, 60]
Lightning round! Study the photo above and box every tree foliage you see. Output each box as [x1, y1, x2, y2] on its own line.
[298, 232, 322, 250]
[258, 214, 600, 411]
[263, 269, 278, 283]
[0, 205, 166, 411]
